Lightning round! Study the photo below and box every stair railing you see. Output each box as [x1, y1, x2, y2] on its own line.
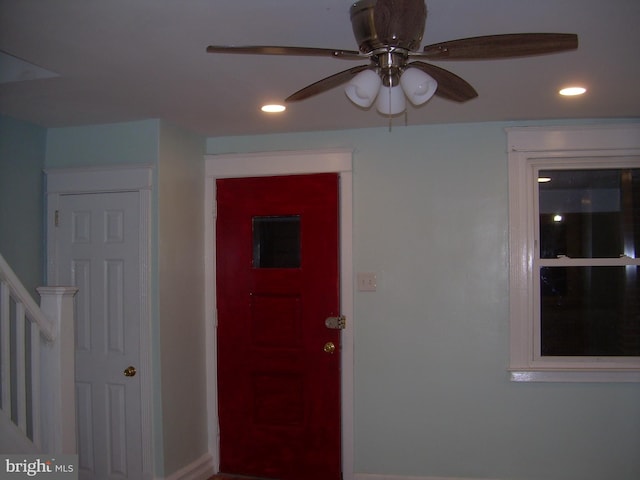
[0, 252, 77, 453]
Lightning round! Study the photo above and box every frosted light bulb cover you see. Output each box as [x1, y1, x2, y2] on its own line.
[345, 70, 381, 108]
[400, 68, 438, 106]
[375, 85, 406, 115]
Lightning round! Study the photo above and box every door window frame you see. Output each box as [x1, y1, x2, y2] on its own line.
[507, 124, 640, 382]
[204, 149, 354, 478]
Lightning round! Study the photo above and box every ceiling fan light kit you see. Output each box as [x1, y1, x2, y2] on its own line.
[206, 0, 578, 120]
[346, 67, 437, 114]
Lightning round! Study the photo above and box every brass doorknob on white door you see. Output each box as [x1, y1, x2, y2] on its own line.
[123, 366, 137, 377]
[323, 341, 336, 354]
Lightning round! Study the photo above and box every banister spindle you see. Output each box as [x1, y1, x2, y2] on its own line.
[0, 281, 11, 414]
[15, 301, 27, 434]
[31, 321, 42, 447]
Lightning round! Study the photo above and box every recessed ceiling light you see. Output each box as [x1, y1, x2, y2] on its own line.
[559, 86, 586, 96]
[261, 104, 286, 113]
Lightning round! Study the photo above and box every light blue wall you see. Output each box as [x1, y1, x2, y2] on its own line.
[4, 115, 638, 479]
[0, 115, 47, 298]
[157, 120, 207, 475]
[46, 119, 160, 167]
[207, 119, 640, 480]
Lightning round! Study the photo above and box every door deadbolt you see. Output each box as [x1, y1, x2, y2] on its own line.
[325, 315, 346, 329]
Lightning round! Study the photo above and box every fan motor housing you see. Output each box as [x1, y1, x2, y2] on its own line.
[350, 0, 426, 53]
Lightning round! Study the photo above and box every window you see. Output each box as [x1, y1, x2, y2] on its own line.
[507, 125, 640, 382]
[253, 215, 301, 268]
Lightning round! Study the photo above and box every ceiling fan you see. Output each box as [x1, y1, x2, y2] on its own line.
[206, 0, 578, 115]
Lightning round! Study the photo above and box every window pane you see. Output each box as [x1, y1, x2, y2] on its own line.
[540, 266, 640, 356]
[253, 216, 301, 268]
[538, 169, 640, 259]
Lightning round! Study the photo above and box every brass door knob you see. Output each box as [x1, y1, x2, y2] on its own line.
[123, 366, 137, 377]
[323, 341, 336, 354]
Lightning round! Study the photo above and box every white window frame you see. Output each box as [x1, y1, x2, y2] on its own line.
[507, 124, 640, 382]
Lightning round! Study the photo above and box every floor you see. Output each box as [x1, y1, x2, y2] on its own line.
[208, 475, 278, 480]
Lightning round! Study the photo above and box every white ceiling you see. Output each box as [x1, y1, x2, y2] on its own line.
[1, 0, 639, 137]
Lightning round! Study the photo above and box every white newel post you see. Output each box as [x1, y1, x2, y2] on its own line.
[37, 286, 79, 454]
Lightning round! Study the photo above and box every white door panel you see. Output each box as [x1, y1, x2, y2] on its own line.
[57, 191, 142, 480]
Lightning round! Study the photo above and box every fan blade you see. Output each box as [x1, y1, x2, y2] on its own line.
[206, 45, 362, 59]
[373, 0, 427, 51]
[409, 61, 478, 102]
[285, 65, 372, 102]
[421, 33, 578, 60]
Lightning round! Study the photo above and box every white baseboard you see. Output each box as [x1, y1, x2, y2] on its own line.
[354, 474, 500, 480]
[163, 463, 496, 480]
[163, 453, 215, 480]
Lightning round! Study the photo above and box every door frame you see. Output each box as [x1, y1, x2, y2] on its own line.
[45, 165, 154, 480]
[204, 149, 354, 480]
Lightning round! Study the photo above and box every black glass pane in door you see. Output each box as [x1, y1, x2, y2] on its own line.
[253, 216, 301, 268]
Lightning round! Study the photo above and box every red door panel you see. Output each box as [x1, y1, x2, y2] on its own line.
[216, 173, 341, 480]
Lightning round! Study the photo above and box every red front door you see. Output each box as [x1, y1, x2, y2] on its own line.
[216, 173, 341, 480]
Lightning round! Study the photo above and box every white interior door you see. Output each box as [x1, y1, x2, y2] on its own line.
[55, 191, 143, 479]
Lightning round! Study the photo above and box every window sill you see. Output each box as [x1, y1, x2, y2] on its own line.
[509, 369, 640, 383]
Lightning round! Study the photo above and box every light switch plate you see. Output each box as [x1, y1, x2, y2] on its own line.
[357, 272, 377, 291]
